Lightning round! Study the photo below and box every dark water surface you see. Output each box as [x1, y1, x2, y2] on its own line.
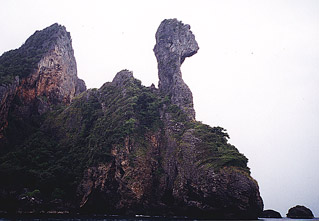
[0, 216, 319, 221]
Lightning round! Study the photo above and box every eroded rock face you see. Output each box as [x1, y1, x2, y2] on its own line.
[154, 19, 199, 120]
[159, 117, 263, 219]
[0, 23, 86, 144]
[18, 23, 86, 108]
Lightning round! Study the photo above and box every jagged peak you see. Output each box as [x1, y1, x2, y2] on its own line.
[112, 69, 134, 88]
[0, 23, 77, 86]
[22, 23, 71, 53]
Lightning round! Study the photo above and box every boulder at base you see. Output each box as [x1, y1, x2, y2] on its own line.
[260, 209, 282, 218]
[287, 205, 314, 219]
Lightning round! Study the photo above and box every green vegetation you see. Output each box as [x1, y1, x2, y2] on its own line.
[0, 74, 165, 202]
[0, 71, 250, 205]
[162, 99, 248, 172]
[25, 189, 41, 198]
[193, 122, 249, 172]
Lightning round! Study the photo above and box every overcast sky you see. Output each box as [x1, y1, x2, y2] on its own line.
[1, 0, 318, 217]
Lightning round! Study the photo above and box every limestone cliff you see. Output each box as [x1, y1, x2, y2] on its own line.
[154, 19, 198, 120]
[76, 70, 263, 219]
[0, 20, 263, 219]
[0, 23, 86, 145]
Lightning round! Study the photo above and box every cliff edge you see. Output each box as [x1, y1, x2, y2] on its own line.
[0, 23, 86, 147]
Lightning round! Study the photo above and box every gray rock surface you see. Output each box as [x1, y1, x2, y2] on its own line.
[112, 69, 134, 88]
[154, 19, 199, 120]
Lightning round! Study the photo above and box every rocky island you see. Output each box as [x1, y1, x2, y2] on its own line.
[0, 19, 263, 219]
[260, 209, 282, 218]
[287, 205, 314, 219]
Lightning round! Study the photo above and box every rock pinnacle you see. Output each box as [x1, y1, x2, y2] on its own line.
[154, 18, 199, 120]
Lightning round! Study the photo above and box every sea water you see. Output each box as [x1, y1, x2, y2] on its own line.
[1, 218, 319, 221]
[0, 216, 319, 221]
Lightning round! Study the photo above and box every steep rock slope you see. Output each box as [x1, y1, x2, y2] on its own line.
[0, 20, 263, 219]
[0, 23, 86, 146]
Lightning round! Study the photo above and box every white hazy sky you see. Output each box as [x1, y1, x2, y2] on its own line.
[1, 0, 318, 217]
